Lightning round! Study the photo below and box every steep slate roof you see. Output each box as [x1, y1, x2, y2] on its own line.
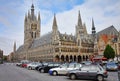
[97, 25, 118, 37]
[16, 45, 24, 52]
[31, 32, 52, 48]
[31, 31, 77, 48]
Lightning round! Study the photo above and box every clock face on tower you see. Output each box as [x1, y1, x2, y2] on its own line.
[31, 23, 37, 31]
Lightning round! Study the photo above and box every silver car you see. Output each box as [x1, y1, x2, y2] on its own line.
[27, 62, 42, 70]
[49, 63, 82, 76]
[67, 64, 108, 81]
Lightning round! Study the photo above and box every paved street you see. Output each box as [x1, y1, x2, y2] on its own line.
[0, 63, 119, 81]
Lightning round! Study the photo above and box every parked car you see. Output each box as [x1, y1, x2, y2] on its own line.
[81, 61, 92, 65]
[27, 62, 42, 70]
[21, 62, 30, 68]
[38, 62, 61, 73]
[16, 62, 22, 66]
[67, 64, 108, 81]
[118, 63, 120, 70]
[36, 62, 49, 71]
[106, 62, 118, 71]
[21, 60, 30, 64]
[20, 60, 30, 67]
[49, 63, 82, 76]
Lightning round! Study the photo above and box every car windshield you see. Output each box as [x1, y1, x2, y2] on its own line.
[48, 64, 54, 67]
[107, 62, 116, 66]
[81, 61, 92, 65]
[54, 63, 60, 67]
[81, 66, 90, 71]
[69, 63, 75, 68]
[60, 64, 68, 68]
[43, 63, 48, 66]
[76, 64, 82, 68]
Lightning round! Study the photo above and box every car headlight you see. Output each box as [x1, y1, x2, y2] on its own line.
[115, 66, 118, 68]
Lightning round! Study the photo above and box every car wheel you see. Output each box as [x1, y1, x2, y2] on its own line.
[70, 74, 76, 80]
[53, 71, 57, 76]
[40, 69, 44, 73]
[28, 67, 32, 70]
[97, 75, 104, 81]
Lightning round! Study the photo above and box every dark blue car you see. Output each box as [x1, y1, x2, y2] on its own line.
[106, 62, 118, 71]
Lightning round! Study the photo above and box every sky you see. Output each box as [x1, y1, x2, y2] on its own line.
[0, 0, 120, 55]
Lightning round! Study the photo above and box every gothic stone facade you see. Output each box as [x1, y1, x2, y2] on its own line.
[15, 4, 98, 62]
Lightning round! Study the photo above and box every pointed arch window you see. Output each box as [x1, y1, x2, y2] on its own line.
[78, 39, 80, 46]
[35, 32, 36, 38]
[31, 32, 33, 38]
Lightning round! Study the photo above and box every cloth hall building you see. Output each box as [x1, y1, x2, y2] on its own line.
[15, 4, 120, 62]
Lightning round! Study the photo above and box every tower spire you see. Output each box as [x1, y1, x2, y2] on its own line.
[92, 18, 96, 34]
[38, 11, 40, 20]
[13, 41, 16, 53]
[52, 13, 58, 30]
[31, 3, 34, 20]
[78, 10, 82, 26]
[92, 18, 95, 29]
[25, 13, 27, 21]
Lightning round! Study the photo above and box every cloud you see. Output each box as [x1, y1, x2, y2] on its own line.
[0, 37, 13, 55]
[0, 0, 30, 55]
[41, 0, 120, 35]
[0, 16, 12, 27]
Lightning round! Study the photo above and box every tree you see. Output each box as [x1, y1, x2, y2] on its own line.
[3, 56, 8, 61]
[104, 44, 115, 59]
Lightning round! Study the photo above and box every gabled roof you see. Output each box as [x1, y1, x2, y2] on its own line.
[97, 25, 118, 37]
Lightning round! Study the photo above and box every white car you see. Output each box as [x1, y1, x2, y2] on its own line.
[27, 62, 41, 70]
[49, 63, 82, 76]
[16, 62, 22, 66]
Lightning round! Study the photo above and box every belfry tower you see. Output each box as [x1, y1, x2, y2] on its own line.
[52, 14, 59, 44]
[24, 4, 41, 49]
[76, 11, 87, 46]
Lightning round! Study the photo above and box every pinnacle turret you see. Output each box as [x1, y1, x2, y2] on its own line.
[28, 10, 30, 18]
[38, 11, 40, 20]
[25, 13, 27, 21]
[31, 4, 34, 20]
[31, 3, 34, 9]
[78, 10, 82, 26]
[92, 18, 96, 34]
[13, 41, 16, 52]
[52, 14, 58, 30]
[92, 18, 95, 30]
[83, 23, 87, 34]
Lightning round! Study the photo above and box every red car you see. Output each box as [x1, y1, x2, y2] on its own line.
[21, 63, 29, 68]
